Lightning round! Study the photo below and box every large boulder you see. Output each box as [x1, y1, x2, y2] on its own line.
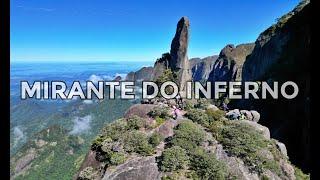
[250, 110, 260, 122]
[124, 104, 157, 119]
[102, 156, 161, 180]
[240, 110, 253, 121]
[155, 120, 178, 139]
[226, 109, 241, 120]
[275, 140, 288, 158]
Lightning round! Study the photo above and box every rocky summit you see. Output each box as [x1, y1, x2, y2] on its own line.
[76, 97, 307, 180]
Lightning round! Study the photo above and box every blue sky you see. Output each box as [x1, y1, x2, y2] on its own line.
[10, 0, 300, 62]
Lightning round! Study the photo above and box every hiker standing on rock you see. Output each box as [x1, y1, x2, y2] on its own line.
[221, 102, 229, 111]
[175, 94, 183, 109]
[172, 105, 180, 120]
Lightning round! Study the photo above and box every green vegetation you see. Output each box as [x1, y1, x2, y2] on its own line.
[159, 146, 189, 172]
[185, 108, 225, 127]
[209, 120, 283, 176]
[78, 166, 96, 180]
[159, 120, 228, 179]
[183, 99, 195, 110]
[194, 98, 211, 109]
[149, 132, 164, 147]
[12, 125, 89, 180]
[294, 166, 310, 180]
[189, 148, 227, 180]
[101, 119, 129, 141]
[148, 107, 172, 119]
[155, 69, 178, 95]
[110, 152, 127, 165]
[171, 120, 206, 151]
[185, 109, 210, 127]
[156, 69, 177, 84]
[206, 109, 225, 122]
[127, 115, 145, 130]
[124, 130, 154, 156]
[155, 117, 166, 127]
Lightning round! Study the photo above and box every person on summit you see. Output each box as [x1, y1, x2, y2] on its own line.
[172, 105, 180, 120]
[175, 94, 183, 108]
[221, 102, 229, 111]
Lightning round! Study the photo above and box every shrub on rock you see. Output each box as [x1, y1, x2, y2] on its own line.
[185, 109, 210, 127]
[206, 109, 225, 122]
[189, 148, 227, 180]
[210, 120, 283, 176]
[159, 146, 189, 172]
[171, 120, 206, 151]
[110, 152, 126, 165]
[127, 115, 145, 130]
[194, 98, 211, 109]
[124, 131, 154, 156]
[149, 132, 164, 147]
[148, 107, 172, 119]
[78, 166, 97, 180]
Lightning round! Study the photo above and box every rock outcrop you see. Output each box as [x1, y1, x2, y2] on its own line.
[152, 17, 192, 94]
[169, 17, 192, 91]
[102, 156, 161, 180]
[124, 104, 157, 119]
[189, 55, 218, 82]
[207, 43, 255, 82]
[125, 66, 154, 81]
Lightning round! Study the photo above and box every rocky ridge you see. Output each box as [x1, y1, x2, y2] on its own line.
[76, 97, 306, 180]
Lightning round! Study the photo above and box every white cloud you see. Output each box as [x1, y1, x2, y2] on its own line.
[88, 74, 103, 83]
[69, 115, 92, 135]
[13, 127, 24, 139]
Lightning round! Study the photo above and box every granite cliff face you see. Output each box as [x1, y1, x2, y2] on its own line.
[152, 17, 192, 92]
[169, 17, 192, 91]
[189, 55, 218, 82]
[207, 43, 255, 82]
[237, 0, 311, 171]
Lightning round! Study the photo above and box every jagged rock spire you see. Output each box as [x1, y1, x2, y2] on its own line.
[169, 16, 192, 93]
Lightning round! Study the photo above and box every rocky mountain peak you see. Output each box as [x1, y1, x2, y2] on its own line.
[169, 17, 192, 92]
[170, 16, 190, 70]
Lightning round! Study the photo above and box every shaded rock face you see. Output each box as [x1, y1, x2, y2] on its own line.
[207, 43, 255, 83]
[152, 53, 170, 81]
[125, 67, 154, 81]
[237, 1, 310, 171]
[170, 17, 190, 71]
[189, 55, 218, 82]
